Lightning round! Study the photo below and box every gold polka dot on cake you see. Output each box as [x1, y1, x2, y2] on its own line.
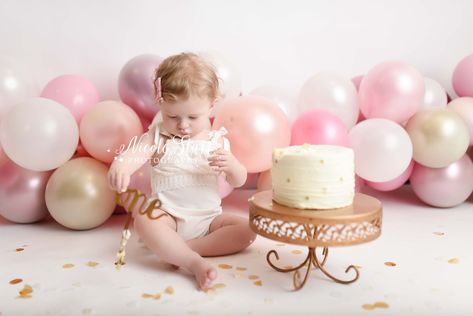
[286, 178, 291, 183]
[305, 196, 310, 200]
[320, 160, 324, 164]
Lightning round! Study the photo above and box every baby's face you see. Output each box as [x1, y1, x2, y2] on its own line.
[160, 94, 214, 138]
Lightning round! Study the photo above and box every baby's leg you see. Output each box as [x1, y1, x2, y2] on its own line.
[186, 213, 257, 257]
[134, 211, 217, 290]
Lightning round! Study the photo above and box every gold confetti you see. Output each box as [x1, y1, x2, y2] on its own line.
[9, 278, 23, 285]
[254, 280, 263, 286]
[362, 304, 375, 310]
[248, 275, 259, 280]
[433, 232, 445, 236]
[204, 288, 216, 294]
[291, 250, 303, 255]
[17, 284, 33, 298]
[63, 263, 74, 269]
[233, 272, 242, 279]
[384, 262, 396, 267]
[142, 293, 161, 299]
[218, 264, 233, 270]
[213, 283, 226, 289]
[362, 301, 389, 310]
[16, 248, 24, 252]
[448, 258, 459, 264]
[373, 301, 389, 308]
[236, 267, 247, 271]
[86, 261, 99, 267]
[164, 286, 174, 294]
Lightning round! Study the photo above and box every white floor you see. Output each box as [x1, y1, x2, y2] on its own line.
[1, 186, 472, 316]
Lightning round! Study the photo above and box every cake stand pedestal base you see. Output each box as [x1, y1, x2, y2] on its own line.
[249, 190, 382, 291]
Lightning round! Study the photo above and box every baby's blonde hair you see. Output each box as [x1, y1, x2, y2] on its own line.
[154, 52, 219, 103]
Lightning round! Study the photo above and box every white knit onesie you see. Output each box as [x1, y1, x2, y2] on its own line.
[147, 122, 230, 241]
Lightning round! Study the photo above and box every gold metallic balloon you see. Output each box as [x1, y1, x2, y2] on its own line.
[45, 157, 116, 230]
[406, 108, 470, 168]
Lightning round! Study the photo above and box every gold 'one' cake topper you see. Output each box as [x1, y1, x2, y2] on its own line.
[114, 188, 166, 270]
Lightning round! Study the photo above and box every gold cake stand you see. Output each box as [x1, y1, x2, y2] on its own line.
[249, 190, 382, 290]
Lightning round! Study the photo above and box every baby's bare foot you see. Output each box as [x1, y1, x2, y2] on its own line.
[189, 257, 217, 290]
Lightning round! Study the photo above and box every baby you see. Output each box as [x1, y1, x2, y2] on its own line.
[108, 52, 256, 290]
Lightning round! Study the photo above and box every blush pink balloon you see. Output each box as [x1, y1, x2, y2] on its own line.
[355, 175, 366, 193]
[410, 155, 473, 208]
[0, 144, 9, 167]
[0, 160, 52, 223]
[366, 160, 414, 191]
[359, 61, 425, 123]
[212, 96, 291, 173]
[349, 119, 413, 182]
[291, 109, 349, 146]
[452, 53, 473, 97]
[218, 176, 234, 199]
[79, 100, 143, 163]
[240, 172, 260, 190]
[40, 74, 100, 123]
[118, 54, 163, 121]
[257, 169, 272, 191]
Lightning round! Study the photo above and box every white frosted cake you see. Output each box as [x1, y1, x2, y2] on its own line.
[271, 144, 355, 209]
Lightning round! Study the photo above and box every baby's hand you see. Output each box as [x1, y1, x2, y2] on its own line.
[108, 161, 131, 193]
[208, 148, 238, 174]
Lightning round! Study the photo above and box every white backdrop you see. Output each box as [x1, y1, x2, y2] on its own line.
[1, 0, 472, 100]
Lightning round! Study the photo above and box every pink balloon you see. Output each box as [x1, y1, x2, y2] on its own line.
[118, 54, 163, 121]
[129, 163, 151, 195]
[452, 53, 473, 97]
[0, 144, 9, 167]
[355, 175, 366, 193]
[218, 176, 234, 199]
[79, 100, 143, 163]
[212, 96, 291, 173]
[240, 172, 260, 189]
[366, 160, 414, 191]
[0, 160, 52, 223]
[72, 141, 90, 159]
[410, 155, 473, 208]
[359, 61, 424, 123]
[256, 169, 271, 191]
[40, 74, 100, 123]
[291, 109, 349, 146]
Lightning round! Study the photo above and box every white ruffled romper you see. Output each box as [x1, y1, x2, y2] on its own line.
[147, 122, 230, 241]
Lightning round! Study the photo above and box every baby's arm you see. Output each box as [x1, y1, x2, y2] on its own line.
[208, 139, 247, 188]
[108, 131, 155, 192]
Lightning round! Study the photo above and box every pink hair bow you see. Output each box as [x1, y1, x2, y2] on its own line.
[155, 77, 164, 103]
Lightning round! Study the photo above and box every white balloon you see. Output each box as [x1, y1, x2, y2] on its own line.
[249, 86, 298, 122]
[297, 72, 359, 128]
[0, 56, 39, 120]
[421, 77, 448, 109]
[349, 119, 413, 182]
[199, 50, 242, 99]
[0, 97, 79, 171]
